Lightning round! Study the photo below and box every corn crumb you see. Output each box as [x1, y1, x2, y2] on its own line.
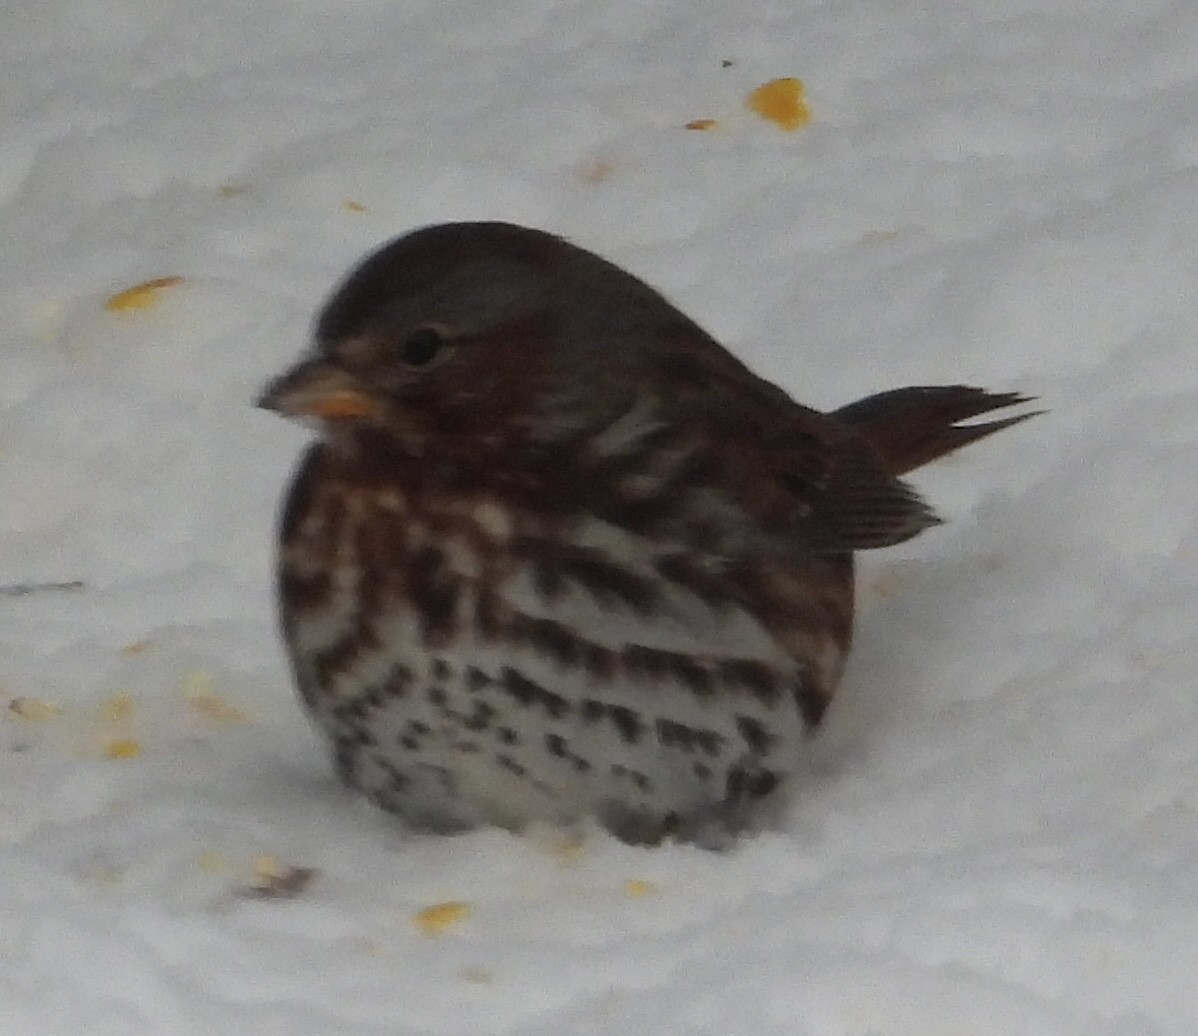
[182, 670, 250, 724]
[746, 78, 811, 131]
[196, 851, 229, 875]
[105, 276, 184, 312]
[252, 854, 286, 880]
[413, 901, 472, 935]
[104, 738, 142, 759]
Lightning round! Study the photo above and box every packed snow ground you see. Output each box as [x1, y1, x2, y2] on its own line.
[2, 1, 1197, 1033]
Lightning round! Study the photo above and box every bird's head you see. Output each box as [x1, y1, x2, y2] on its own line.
[257, 222, 702, 461]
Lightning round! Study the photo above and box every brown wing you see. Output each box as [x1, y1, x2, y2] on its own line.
[590, 322, 947, 555]
[774, 422, 942, 550]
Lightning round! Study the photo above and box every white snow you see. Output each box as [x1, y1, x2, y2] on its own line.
[2, 1, 1197, 1033]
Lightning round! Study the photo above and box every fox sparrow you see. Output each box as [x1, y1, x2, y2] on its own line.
[258, 221, 1035, 846]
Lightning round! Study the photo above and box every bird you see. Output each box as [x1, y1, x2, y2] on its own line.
[257, 221, 1036, 847]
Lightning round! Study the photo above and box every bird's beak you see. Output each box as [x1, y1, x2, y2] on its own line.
[257, 359, 381, 422]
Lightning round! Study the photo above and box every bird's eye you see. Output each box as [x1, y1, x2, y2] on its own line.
[400, 327, 444, 367]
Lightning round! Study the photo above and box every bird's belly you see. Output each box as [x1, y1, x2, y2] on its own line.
[279, 502, 839, 844]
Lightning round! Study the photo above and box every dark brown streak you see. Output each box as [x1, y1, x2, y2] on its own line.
[462, 700, 496, 731]
[622, 644, 715, 697]
[278, 569, 332, 613]
[509, 534, 662, 615]
[405, 546, 461, 644]
[495, 753, 528, 777]
[311, 613, 382, 693]
[715, 659, 779, 704]
[653, 552, 738, 610]
[506, 612, 585, 669]
[607, 704, 643, 744]
[278, 445, 329, 543]
[466, 666, 493, 692]
[725, 767, 779, 803]
[581, 699, 644, 744]
[735, 715, 774, 755]
[499, 666, 571, 719]
[655, 717, 723, 757]
[792, 674, 830, 727]
[477, 586, 800, 713]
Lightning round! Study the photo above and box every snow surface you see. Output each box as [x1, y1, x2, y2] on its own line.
[2, 1, 1197, 1033]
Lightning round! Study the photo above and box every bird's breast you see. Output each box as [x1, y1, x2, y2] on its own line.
[274, 444, 851, 839]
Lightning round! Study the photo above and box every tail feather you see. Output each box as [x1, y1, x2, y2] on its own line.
[833, 386, 1040, 477]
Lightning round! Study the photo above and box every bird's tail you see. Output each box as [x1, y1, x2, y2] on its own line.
[833, 386, 1040, 477]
